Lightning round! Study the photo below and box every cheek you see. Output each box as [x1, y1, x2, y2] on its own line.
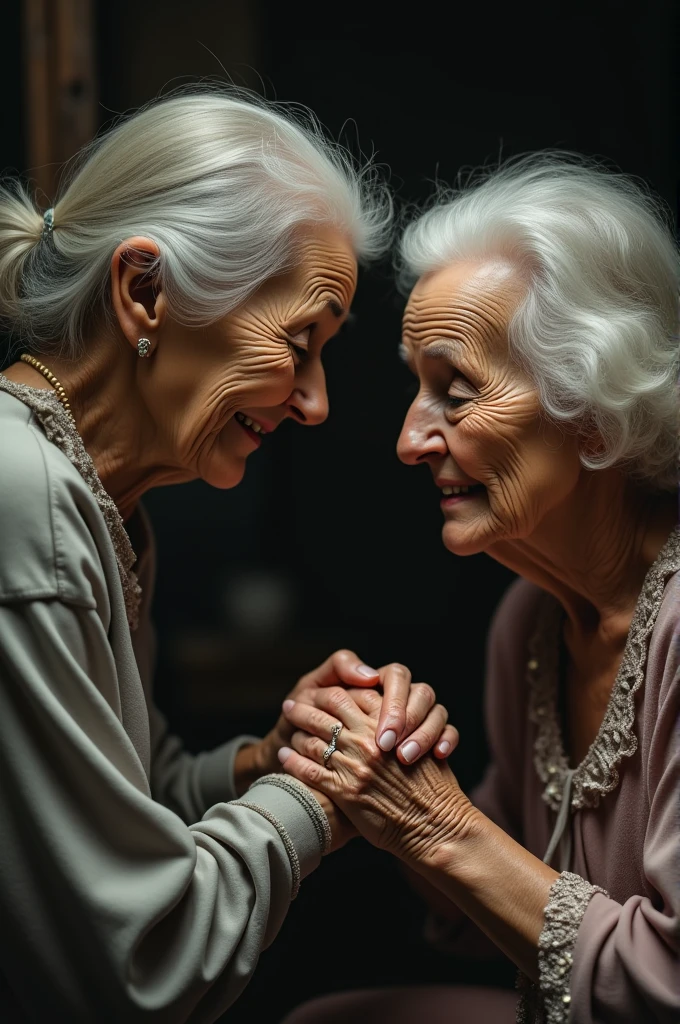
[215, 338, 296, 409]
[452, 398, 579, 524]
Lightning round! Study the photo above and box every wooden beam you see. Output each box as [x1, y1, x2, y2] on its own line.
[22, 0, 97, 203]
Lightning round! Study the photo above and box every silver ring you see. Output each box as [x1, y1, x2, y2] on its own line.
[322, 723, 343, 767]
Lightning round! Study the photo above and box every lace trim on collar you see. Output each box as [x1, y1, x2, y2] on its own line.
[528, 525, 680, 812]
[0, 377, 141, 630]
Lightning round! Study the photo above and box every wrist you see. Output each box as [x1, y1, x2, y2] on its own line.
[233, 741, 269, 796]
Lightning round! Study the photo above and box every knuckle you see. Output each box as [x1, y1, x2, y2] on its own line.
[435, 703, 448, 720]
[327, 687, 348, 711]
[358, 735, 381, 762]
[334, 648, 355, 663]
[306, 763, 324, 785]
[388, 662, 409, 679]
[416, 682, 436, 704]
[308, 708, 327, 732]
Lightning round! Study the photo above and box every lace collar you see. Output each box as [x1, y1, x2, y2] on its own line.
[528, 525, 680, 812]
[0, 377, 142, 630]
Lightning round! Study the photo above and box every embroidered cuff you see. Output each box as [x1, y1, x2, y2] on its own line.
[516, 871, 609, 1023]
[250, 773, 332, 856]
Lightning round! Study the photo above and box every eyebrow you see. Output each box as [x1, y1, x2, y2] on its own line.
[327, 299, 346, 319]
[421, 340, 464, 362]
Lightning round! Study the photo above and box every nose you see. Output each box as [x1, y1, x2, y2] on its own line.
[397, 398, 449, 465]
[285, 360, 329, 426]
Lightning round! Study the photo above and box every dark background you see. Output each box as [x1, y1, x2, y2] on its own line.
[1, 1, 677, 1020]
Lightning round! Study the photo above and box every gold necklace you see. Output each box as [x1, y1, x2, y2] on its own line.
[20, 353, 76, 424]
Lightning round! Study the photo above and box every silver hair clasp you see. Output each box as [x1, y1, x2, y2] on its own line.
[41, 207, 54, 241]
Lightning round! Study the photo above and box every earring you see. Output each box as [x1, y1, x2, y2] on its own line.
[137, 337, 152, 358]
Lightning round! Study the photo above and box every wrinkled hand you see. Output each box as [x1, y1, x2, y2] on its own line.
[237, 650, 457, 793]
[277, 686, 475, 864]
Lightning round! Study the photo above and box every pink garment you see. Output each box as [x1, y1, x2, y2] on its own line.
[468, 567, 680, 1022]
[280, 986, 518, 1024]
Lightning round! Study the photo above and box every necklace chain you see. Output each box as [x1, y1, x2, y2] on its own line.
[20, 354, 75, 424]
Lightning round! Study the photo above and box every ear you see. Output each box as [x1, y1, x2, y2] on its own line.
[110, 236, 167, 352]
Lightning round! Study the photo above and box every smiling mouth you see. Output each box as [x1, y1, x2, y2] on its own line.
[235, 412, 268, 435]
[234, 411, 270, 446]
[440, 483, 485, 504]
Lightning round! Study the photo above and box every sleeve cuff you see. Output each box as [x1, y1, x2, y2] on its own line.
[235, 775, 330, 894]
[196, 735, 261, 807]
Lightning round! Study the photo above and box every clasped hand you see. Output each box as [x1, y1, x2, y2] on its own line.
[278, 679, 472, 864]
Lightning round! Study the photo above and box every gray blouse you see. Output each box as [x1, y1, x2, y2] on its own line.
[0, 383, 330, 1022]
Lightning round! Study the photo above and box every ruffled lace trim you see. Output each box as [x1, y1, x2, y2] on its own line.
[0, 378, 141, 630]
[528, 526, 680, 812]
[515, 872, 609, 1023]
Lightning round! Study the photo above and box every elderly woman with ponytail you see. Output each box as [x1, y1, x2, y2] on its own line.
[0, 90, 458, 1023]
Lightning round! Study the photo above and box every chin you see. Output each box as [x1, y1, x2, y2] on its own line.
[199, 457, 247, 490]
[441, 521, 494, 557]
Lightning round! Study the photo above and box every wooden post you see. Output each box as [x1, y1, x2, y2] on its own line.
[22, 0, 97, 203]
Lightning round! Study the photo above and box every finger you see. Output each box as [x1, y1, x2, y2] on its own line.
[297, 650, 379, 691]
[396, 704, 449, 765]
[296, 685, 367, 730]
[289, 729, 332, 764]
[282, 699, 345, 743]
[433, 724, 460, 760]
[344, 687, 382, 718]
[401, 682, 437, 739]
[375, 662, 412, 752]
[277, 746, 339, 797]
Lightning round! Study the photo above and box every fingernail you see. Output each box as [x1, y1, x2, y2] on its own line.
[282, 699, 295, 713]
[438, 740, 452, 756]
[356, 664, 378, 678]
[400, 740, 421, 763]
[278, 747, 293, 763]
[378, 729, 397, 752]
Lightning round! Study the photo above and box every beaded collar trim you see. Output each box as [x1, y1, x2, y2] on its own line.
[0, 377, 142, 631]
[527, 525, 680, 812]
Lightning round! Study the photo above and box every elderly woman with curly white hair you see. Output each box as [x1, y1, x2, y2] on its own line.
[280, 159, 680, 1024]
[0, 90, 463, 1023]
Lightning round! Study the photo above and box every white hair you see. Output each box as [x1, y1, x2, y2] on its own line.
[0, 86, 392, 358]
[398, 155, 680, 492]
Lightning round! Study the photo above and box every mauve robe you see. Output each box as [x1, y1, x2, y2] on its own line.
[469, 563, 680, 1022]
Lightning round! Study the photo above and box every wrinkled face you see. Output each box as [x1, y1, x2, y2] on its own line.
[153, 225, 357, 488]
[397, 260, 583, 556]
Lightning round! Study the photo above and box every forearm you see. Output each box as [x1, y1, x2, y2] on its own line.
[401, 862, 467, 925]
[406, 805, 558, 980]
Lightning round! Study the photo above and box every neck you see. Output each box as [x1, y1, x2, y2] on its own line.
[487, 470, 676, 640]
[4, 335, 193, 519]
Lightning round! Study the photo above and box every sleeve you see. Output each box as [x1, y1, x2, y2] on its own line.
[563, 638, 680, 1024]
[147, 700, 261, 822]
[130, 559, 262, 823]
[0, 597, 328, 1024]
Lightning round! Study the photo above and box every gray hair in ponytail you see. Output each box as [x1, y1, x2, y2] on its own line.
[0, 86, 392, 358]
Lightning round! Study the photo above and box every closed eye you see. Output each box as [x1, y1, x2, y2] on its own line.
[288, 326, 313, 361]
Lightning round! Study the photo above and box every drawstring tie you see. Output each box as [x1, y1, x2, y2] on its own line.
[543, 768, 575, 871]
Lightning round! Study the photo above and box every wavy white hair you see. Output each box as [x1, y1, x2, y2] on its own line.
[0, 86, 392, 358]
[398, 155, 679, 492]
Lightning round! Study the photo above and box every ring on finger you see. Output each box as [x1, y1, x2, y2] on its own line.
[322, 723, 343, 767]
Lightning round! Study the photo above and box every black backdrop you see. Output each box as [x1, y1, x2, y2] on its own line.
[1, 2, 677, 1020]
